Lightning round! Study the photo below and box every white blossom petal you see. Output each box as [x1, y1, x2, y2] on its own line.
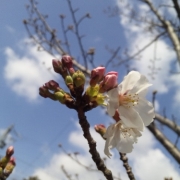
[107, 100, 118, 116]
[129, 73, 152, 97]
[120, 71, 141, 94]
[116, 133, 135, 153]
[118, 106, 144, 131]
[104, 122, 143, 156]
[107, 87, 119, 101]
[116, 127, 142, 153]
[133, 98, 155, 126]
[104, 124, 118, 157]
[131, 128, 142, 138]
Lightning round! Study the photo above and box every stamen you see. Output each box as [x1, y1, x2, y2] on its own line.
[119, 93, 139, 108]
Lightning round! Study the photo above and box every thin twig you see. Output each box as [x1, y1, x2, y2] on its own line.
[116, 31, 166, 66]
[61, 165, 73, 180]
[66, 0, 88, 69]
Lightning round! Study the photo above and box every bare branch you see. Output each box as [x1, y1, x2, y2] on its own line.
[61, 165, 74, 180]
[116, 31, 166, 66]
[148, 124, 180, 164]
[66, 0, 88, 69]
[155, 113, 180, 136]
[105, 47, 121, 68]
[29, 0, 65, 55]
[60, 14, 71, 54]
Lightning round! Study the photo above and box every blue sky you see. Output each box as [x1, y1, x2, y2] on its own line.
[0, 0, 180, 180]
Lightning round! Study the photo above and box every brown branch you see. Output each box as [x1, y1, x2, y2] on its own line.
[119, 153, 136, 180]
[77, 108, 114, 180]
[148, 124, 180, 164]
[155, 113, 180, 136]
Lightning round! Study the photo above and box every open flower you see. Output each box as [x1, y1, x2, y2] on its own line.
[107, 71, 154, 131]
[104, 121, 141, 157]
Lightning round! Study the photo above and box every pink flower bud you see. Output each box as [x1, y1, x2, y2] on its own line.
[52, 59, 63, 74]
[99, 71, 118, 93]
[94, 124, 106, 138]
[39, 86, 57, 100]
[90, 66, 105, 86]
[61, 55, 75, 75]
[9, 157, 16, 165]
[39, 86, 49, 98]
[61, 55, 73, 69]
[52, 59, 69, 79]
[6, 146, 14, 157]
[44, 80, 60, 91]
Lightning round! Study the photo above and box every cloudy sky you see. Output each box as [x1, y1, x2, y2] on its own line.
[0, 0, 180, 180]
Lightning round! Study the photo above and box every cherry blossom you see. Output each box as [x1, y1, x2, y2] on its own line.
[107, 71, 154, 131]
[104, 71, 155, 156]
[104, 121, 142, 156]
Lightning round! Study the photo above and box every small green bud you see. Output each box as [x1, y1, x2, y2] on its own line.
[54, 91, 65, 104]
[72, 70, 85, 87]
[91, 93, 106, 105]
[86, 85, 99, 97]
[95, 94, 106, 105]
[65, 75, 73, 85]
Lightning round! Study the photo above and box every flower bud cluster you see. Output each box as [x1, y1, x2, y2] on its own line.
[39, 55, 118, 111]
[85, 67, 118, 106]
[0, 146, 16, 179]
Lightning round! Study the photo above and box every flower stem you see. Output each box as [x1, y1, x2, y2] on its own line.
[119, 153, 136, 180]
[77, 108, 114, 180]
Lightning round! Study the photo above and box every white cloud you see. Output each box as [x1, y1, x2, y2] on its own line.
[4, 39, 59, 102]
[32, 121, 180, 180]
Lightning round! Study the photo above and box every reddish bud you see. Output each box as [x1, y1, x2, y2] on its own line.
[39, 86, 49, 98]
[52, 59, 69, 78]
[6, 146, 14, 157]
[52, 59, 63, 74]
[94, 124, 106, 139]
[44, 80, 60, 91]
[90, 67, 105, 86]
[39, 86, 57, 100]
[61, 55, 75, 75]
[9, 157, 16, 165]
[61, 55, 73, 68]
[99, 71, 118, 93]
